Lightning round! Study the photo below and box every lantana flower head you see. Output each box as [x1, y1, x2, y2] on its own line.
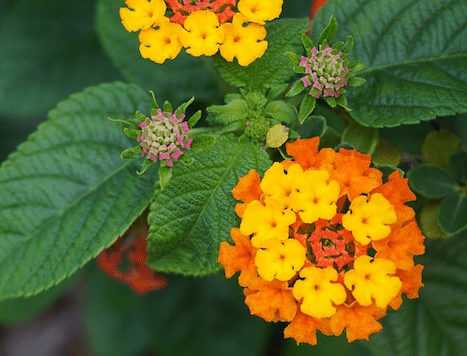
[218, 137, 425, 345]
[137, 109, 192, 167]
[119, 0, 284, 66]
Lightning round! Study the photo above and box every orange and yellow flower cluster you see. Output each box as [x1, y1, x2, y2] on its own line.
[219, 137, 425, 344]
[120, 0, 283, 66]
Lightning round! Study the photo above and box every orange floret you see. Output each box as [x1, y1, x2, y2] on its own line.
[329, 149, 382, 199]
[284, 311, 331, 345]
[286, 137, 320, 169]
[373, 221, 425, 271]
[330, 304, 384, 342]
[232, 170, 262, 203]
[399, 264, 424, 299]
[218, 228, 258, 287]
[373, 171, 416, 224]
[244, 280, 297, 322]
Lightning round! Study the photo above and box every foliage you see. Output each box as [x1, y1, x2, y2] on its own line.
[1, 0, 467, 354]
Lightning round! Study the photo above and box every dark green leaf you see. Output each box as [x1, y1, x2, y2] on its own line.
[283, 336, 369, 356]
[214, 18, 308, 90]
[0, 82, 156, 300]
[439, 192, 467, 237]
[313, 0, 467, 127]
[96, 0, 221, 103]
[408, 165, 458, 199]
[0, 0, 120, 119]
[298, 95, 317, 124]
[148, 135, 271, 275]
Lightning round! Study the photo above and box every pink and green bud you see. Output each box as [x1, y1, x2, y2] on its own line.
[299, 45, 349, 99]
[138, 109, 192, 168]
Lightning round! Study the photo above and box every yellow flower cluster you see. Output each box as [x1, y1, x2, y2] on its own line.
[239, 161, 400, 318]
[119, 0, 283, 66]
[219, 137, 426, 345]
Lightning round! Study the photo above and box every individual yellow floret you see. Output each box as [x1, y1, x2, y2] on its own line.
[120, 0, 167, 32]
[290, 170, 340, 223]
[260, 162, 303, 211]
[181, 10, 224, 57]
[238, 0, 283, 24]
[342, 193, 397, 246]
[344, 256, 402, 309]
[255, 239, 306, 282]
[139, 19, 183, 64]
[219, 14, 268, 67]
[240, 200, 296, 248]
[293, 267, 346, 318]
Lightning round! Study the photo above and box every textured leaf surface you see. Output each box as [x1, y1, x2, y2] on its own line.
[85, 271, 270, 356]
[0, 82, 155, 300]
[314, 0, 467, 127]
[96, 0, 221, 104]
[366, 237, 467, 356]
[214, 18, 308, 90]
[0, 0, 120, 119]
[148, 135, 271, 275]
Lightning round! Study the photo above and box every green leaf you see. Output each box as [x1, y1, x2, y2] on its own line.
[0, 82, 156, 300]
[298, 95, 317, 124]
[265, 100, 297, 124]
[439, 192, 467, 237]
[319, 15, 338, 45]
[207, 99, 249, 126]
[85, 271, 270, 356]
[341, 121, 379, 154]
[419, 202, 448, 240]
[287, 79, 307, 98]
[0, 0, 120, 119]
[96, 0, 221, 103]
[408, 165, 458, 199]
[148, 135, 271, 275]
[214, 18, 308, 90]
[422, 130, 461, 168]
[366, 236, 467, 355]
[313, 0, 467, 127]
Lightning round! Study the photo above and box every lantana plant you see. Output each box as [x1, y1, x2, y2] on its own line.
[1, 0, 467, 354]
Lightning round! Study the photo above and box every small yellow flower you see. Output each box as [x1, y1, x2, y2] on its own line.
[344, 256, 402, 309]
[139, 19, 183, 64]
[255, 239, 306, 282]
[240, 200, 296, 248]
[219, 14, 268, 67]
[238, 0, 283, 24]
[293, 267, 346, 318]
[260, 163, 303, 210]
[290, 170, 340, 223]
[181, 10, 224, 57]
[120, 0, 167, 32]
[342, 193, 397, 246]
